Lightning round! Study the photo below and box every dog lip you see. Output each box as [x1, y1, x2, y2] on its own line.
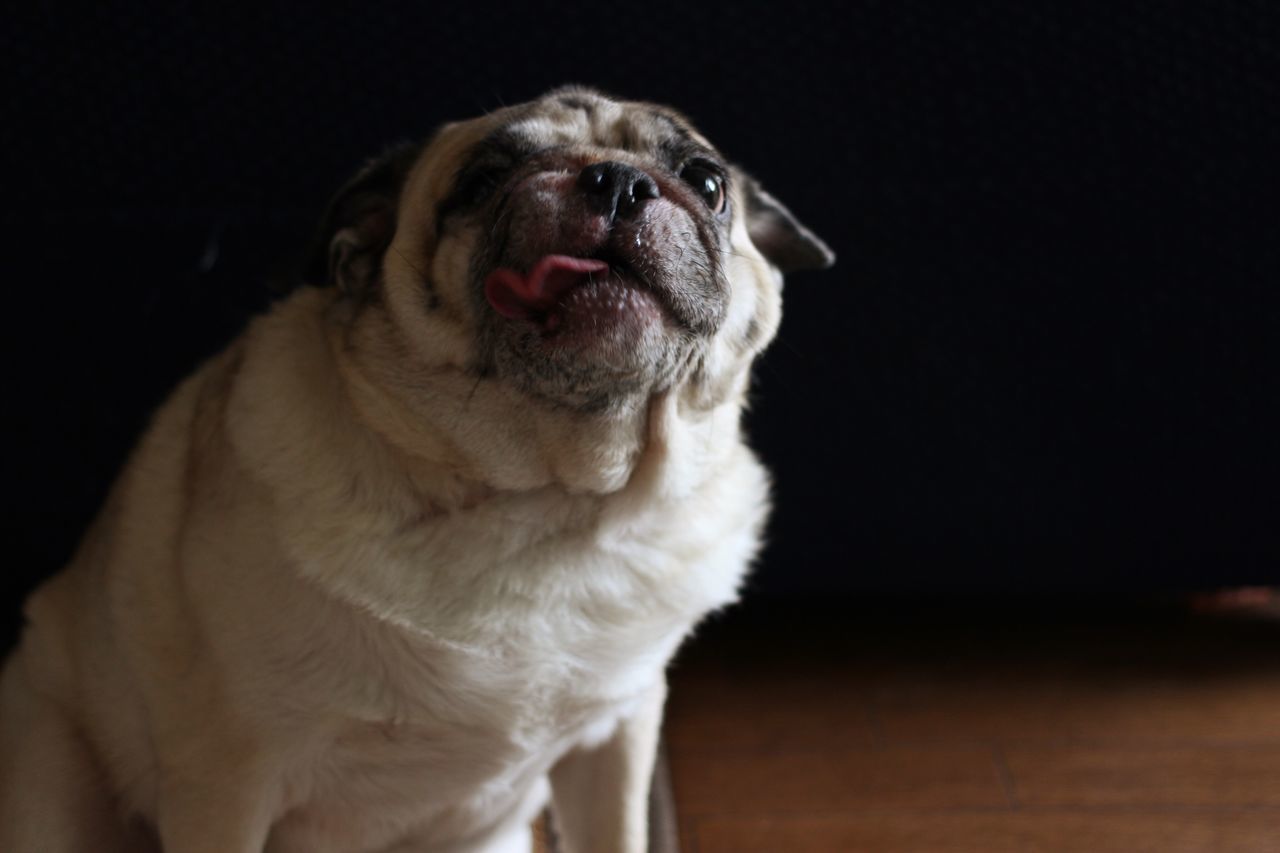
[483, 255, 611, 320]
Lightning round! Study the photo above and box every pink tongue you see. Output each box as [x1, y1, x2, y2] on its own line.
[484, 255, 610, 320]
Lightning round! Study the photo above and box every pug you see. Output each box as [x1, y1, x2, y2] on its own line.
[0, 86, 833, 853]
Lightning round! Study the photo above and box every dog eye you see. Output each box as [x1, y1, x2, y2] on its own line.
[451, 165, 507, 208]
[437, 162, 514, 226]
[679, 163, 727, 215]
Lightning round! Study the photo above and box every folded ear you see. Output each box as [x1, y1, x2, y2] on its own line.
[304, 141, 422, 295]
[735, 169, 836, 274]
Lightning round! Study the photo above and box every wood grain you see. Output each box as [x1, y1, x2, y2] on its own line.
[666, 670, 876, 753]
[670, 746, 1008, 815]
[664, 602, 1280, 853]
[689, 812, 1280, 853]
[874, 672, 1280, 743]
[1004, 744, 1280, 807]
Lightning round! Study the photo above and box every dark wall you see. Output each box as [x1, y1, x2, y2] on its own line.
[3, 2, 1278, 637]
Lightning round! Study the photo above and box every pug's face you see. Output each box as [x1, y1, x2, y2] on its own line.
[312, 88, 832, 413]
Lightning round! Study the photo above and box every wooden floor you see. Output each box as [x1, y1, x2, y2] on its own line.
[661, 597, 1280, 852]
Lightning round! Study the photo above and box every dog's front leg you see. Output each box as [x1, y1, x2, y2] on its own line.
[0, 658, 147, 853]
[549, 679, 666, 853]
[153, 735, 280, 853]
[156, 775, 275, 853]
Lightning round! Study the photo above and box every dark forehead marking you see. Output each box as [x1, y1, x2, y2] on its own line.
[470, 126, 536, 160]
[644, 108, 722, 165]
[648, 109, 695, 144]
[556, 94, 598, 114]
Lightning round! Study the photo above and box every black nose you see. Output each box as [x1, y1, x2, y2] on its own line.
[577, 161, 660, 221]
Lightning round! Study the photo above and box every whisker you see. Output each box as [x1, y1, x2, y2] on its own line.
[391, 245, 430, 280]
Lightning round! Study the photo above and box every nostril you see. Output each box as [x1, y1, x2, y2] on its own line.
[578, 161, 660, 220]
[630, 175, 659, 202]
[578, 163, 610, 194]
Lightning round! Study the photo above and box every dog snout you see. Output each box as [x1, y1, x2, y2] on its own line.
[576, 161, 660, 222]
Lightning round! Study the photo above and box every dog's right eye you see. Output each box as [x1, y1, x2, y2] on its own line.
[436, 132, 536, 227]
[437, 162, 514, 227]
[679, 162, 728, 216]
[452, 167, 506, 207]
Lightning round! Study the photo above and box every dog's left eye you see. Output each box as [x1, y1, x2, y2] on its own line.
[679, 163, 727, 215]
[449, 165, 508, 210]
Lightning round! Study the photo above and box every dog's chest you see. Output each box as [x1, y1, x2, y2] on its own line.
[268, 449, 767, 848]
[337, 635, 657, 775]
[273, 601, 677, 852]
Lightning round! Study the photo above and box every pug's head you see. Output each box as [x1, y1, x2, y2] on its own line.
[309, 87, 833, 417]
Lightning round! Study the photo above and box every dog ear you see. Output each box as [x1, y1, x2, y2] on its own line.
[304, 142, 422, 295]
[735, 169, 835, 274]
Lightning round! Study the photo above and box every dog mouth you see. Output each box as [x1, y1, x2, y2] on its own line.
[483, 254, 664, 337]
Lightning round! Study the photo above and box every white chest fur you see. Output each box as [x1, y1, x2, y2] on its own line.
[246, 448, 768, 851]
[205, 378, 770, 850]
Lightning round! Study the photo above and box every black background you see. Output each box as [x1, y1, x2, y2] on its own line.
[3, 2, 1278, 645]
